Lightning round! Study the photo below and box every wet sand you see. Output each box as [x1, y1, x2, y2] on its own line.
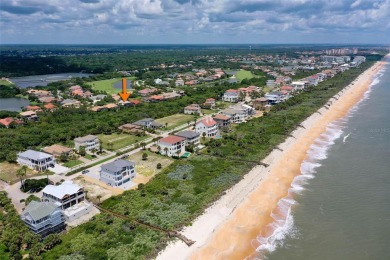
[157, 57, 387, 260]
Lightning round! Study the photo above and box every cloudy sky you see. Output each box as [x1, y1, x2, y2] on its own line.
[1, 0, 389, 44]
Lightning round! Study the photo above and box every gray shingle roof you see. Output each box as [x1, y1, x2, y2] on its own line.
[101, 159, 135, 173]
[18, 150, 52, 160]
[23, 201, 58, 221]
[175, 130, 200, 139]
[74, 135, 98, 143]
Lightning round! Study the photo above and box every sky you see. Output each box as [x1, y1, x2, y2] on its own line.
[0, 0, 390, 44]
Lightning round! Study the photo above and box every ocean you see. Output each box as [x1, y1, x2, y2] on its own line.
[260, 58, 390, 260]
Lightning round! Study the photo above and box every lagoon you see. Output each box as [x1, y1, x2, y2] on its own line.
[0, 98, 30, 112]
[10, 73, 93, 88]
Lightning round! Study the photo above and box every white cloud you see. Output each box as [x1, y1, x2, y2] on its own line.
[0, 0, 389, 43]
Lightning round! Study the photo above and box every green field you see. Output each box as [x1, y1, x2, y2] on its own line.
[201, 109, 215, 115]
[236, 70, 254, 81]
[87, 77, 135, 94]
[63, 160, 83, 168]
[0, 80, 13, 86]
[127, 151, 174, 177]
[155, 114, 194, 130]
[98, 133, 148, 150]
[0, 162, 39, 184]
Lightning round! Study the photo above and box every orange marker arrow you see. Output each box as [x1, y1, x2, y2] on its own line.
[119, 78, 131, 101]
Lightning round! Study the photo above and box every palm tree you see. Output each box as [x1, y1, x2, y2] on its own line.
[43, 169, 51, 184]
[96, 195, 102, 204]
[140, 142, 146, 150]
[157, 146, 161, 154]
[16, 167, 26, 190]
[163, 147, 169, 156]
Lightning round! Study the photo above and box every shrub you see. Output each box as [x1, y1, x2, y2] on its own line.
[156, 163, 162, 169]
[167, 164, 194, 180]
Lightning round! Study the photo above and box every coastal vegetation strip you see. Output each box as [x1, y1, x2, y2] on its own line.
[39, 58, 382, 259]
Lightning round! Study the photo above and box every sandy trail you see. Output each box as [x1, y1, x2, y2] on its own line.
[157, 57, 387, 260]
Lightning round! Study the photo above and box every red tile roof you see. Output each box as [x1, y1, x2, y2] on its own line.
[25, 105, 41, 111]
[0, 117, 14, 127]
[44, 103, 57, 110]
[130, 99, 141, 105]
[281, 86, 294, 91]
[226, 89, 239, 93]
[159, 135, 185, 144]
[198, 117, 217, 127]
[213, 114, 230, 120]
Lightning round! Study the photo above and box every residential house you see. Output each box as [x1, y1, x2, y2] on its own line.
[25, 105, 42, 112]
[175, 79, 185, 86]
[74, 135, 100, 152]
[184, 104, 201, 115]
[17, 149, 55, 171]
[0, 117, 23, 128]
[222, 89, 240, 102]
[100, 159, 136, 187]
[203, 98, 216, 109]
[61, 99, 81, 108]
[43, 144, 73, 158]
[195, 117, 218, 137]
[39, 96, 56, 103]
[213, 114, 231, 128]
[223, 109, 248, 124]
[162, 92, 181, 100]
[149, 95, 165, 102]
[19, 111, 39, 121]
[138, 88, 158, 97]
[266, 79, 276, 88]
[118, 123, 143, 134]
[264, 91, 283, 104]
[158, 135, 186, 156]
[253, 97, 269, 111]
[21, 201, 65, 237]
[133, 118, 162, 129]
[41, 181, 92, 222]
[291, 81, 307, 91]
[43, 103, 57, 111]
[175, 131, 200, 146]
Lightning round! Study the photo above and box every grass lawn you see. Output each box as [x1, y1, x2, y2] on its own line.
[236, 70, 254, 81]
[63, 160, 83, 168]
[0, 80, 13, 86]
[155, 114, 194, 130]
[0, 162, 38, 184]
[201, 109, 215, 115]
[98, 133, 148, 150]
[84, 154, 94, 160]
[87, 77, 135, 95]
[127, 151, 174, 178]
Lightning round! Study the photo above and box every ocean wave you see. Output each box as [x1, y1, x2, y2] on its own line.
[254, 118, 345, 258]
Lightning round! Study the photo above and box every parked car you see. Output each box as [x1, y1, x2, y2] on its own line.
[82, 170, 89, 174]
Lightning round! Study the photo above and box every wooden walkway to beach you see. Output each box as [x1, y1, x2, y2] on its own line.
[93, 204, 195, 246]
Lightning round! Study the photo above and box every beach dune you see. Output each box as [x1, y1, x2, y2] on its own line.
[157, 57, 388, 260]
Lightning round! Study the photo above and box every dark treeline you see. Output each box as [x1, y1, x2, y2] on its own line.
[0, 83, 232, 162]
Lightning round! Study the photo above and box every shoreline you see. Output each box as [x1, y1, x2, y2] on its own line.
[157, 57, 388, 260]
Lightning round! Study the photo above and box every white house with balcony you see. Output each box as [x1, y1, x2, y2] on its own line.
[21, 201, 65, 237]
[41, 181, 93, 222]
[17, 150, 55, 172]
[222, 89, 240, 102]
[195, 117, 218, 137]
[74, 135, 100, 152]
[100, 159, 136, 187]
[184, 104, 201, 115]
[158, 135, 186, 157]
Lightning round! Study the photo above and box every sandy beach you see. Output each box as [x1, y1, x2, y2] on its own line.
[157, 56, 388, 260]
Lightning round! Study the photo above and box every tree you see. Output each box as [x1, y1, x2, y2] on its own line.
[79, 146, 86, 156]
[165, 122, 168, 129]
[43, 169, 51, 184]
[91, 148, 97, 155]
[157, 145, 161, 154]
[59, 152, 68, 162]
[140, 142, 146, 150]
[142, 153, 148, 160]
[96, 195, 102, 204]
[16, 165, 27, 189]
[163, 147, 169, 156]
[156, 163, 162, 169]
